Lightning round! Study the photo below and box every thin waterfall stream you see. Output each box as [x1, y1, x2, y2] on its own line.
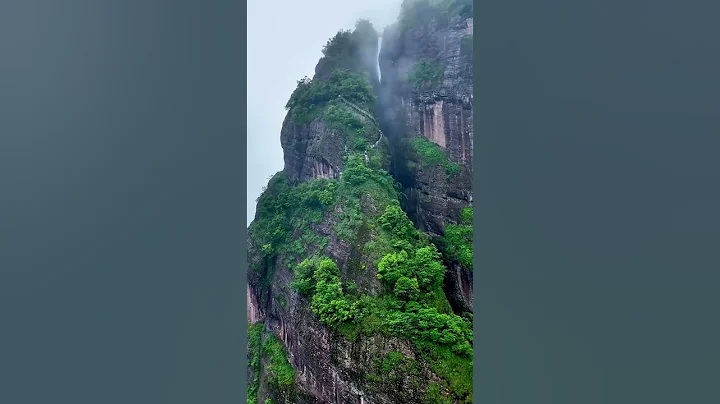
[376, 36, 382, 83]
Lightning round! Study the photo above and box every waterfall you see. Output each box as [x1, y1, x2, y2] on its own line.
[376, 36, 382, 83]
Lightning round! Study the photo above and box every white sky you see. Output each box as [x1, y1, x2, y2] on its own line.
[247, 0, 402, 225]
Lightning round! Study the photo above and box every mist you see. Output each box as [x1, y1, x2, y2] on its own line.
[247, 0, 403, 226]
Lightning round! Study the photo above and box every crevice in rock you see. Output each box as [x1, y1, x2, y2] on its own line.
[373, 30, 473, 318]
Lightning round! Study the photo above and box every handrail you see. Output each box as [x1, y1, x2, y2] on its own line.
[337, 95, 384, 149]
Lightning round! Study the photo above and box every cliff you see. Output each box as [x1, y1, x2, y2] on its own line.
[248, 2, 474, 403]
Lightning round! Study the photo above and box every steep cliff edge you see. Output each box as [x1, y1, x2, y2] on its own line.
[379, 0, 473, 314]
[248, 2, 474, 403]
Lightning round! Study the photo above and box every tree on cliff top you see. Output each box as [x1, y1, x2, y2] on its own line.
[314, 20, 379, 80]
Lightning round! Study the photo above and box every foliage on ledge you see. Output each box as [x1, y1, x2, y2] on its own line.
[407, 137, 461, 177]
[439, 207, 473, 270]
[247, 323, 296, 404]
[285, 70, 376, 125]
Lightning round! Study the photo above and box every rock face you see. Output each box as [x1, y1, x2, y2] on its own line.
[248, 3, 474, 403]
[380, 14, 473, 235]
[378, 5, 474, 313]
[280, 116, 353, 184]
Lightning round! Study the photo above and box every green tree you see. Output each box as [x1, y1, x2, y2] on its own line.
[291, 258, 317, 295]
[342, 154, 375, 185]
[309, 258, 357, 328]
[377, 250, 412, 286]
[443, 224, 473, 269]
[412, 245, 446, 290]
[378, 204, 419, 246]
[394, 276, 420, 300]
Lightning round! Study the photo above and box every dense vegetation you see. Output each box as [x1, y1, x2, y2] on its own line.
[250, 14, 473, 404]
[323, 102, 379, 152]
[247, 324, 262, 404]
[285, 69, 376, 124]
[313, 19, 379, 79]
[253, 151, 472, 402]
[247, 324, 296, 404]
[251, 173, 332, 260]
[284, 181, 473, 403]
[263, 335, 296, 389]
[440, 207, 473, 270]
[407, 136, 461, 176]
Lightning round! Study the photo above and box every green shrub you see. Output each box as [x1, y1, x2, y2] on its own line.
[427, 345, 474, 402]
[324, 103, 366, 138]
[263, 335, 296, 389]
[459, 206, 472, 225]
[440, 208, 473, 270]
[412, 245, 446, 289]
[247, 323, 296, 400]
[285, 70, 376, 124]
[248, 323, 263, 368]
[247, 381, 258, 404]
[377, 245, 444, 292]
[247, 323, 264, 404]
[334, 196, 363, 240]
[408, 136, 447, 165]
[251, 175, 338, 266]
[383, 308, 473, 356]
[311, 258, 359, 328]
[394, 276, 420, 300]
[381, 351, 407, 373]
[378, 204, 420, 246]
[296, 179, 336, 210]
[442, 224, 473, 269]
[292, 256, 359, 330]
[313, 20, 378, 77]
[321, 30, 354, 59]
[252, 172, 293, 257]
[291, 257, 317, 295]
[407, 137, 461, 176]
[425, 382, 454, 404]
[377, 250, 411, 286]
[342, 154, 375, 185]
[370, 203, 472, 363]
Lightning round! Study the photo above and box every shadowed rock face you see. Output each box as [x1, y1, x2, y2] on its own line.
[378, 12, 474, 313]
[379, 14, 473, 234]
[280, 119, 344, 184]
[248, 5, 474, 404]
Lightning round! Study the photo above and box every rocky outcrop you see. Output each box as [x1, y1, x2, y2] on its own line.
[248, 3, 474, 403]
[445, 262, 473, 313]
[280, 118, 344, 184]
[380, 14, 473, 232]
